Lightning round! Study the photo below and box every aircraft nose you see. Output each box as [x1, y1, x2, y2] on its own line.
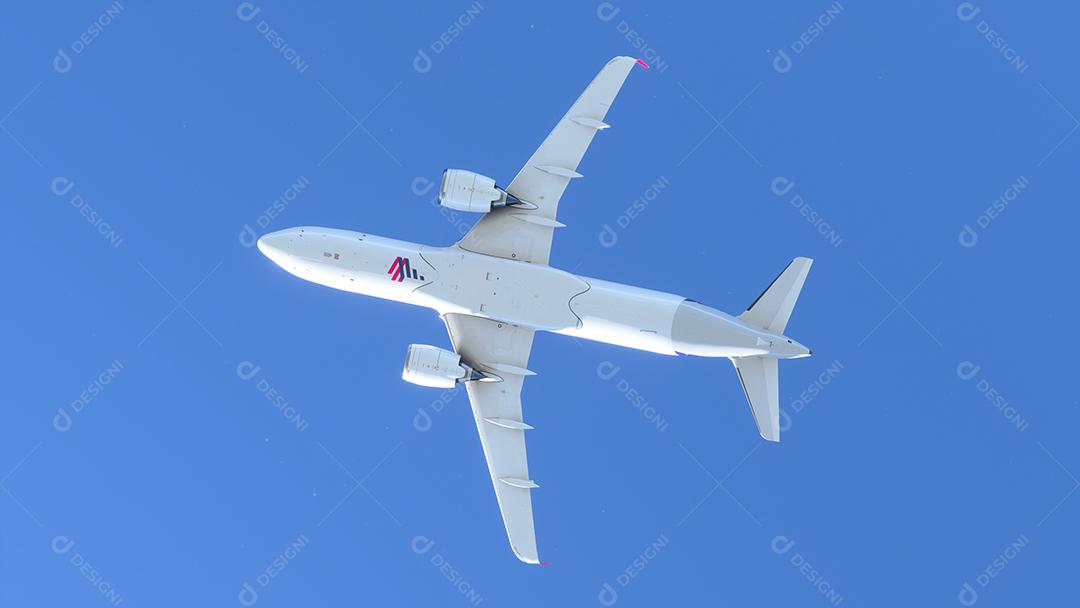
[257, 229, 295, 264]
[256, 233, 276, 256]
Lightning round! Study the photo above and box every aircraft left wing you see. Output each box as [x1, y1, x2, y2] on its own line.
[456, 56, 645, 265]
[442, 312, 542, 564]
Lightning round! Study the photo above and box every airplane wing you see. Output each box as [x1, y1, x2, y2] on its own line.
[456, 56, 646, 265]
[442, 312, 542, 564]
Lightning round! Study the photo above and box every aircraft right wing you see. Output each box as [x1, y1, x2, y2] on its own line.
[442, 312, 542, 564]
[456, 56, 646, 265]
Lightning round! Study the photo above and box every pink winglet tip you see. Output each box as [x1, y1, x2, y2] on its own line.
[635, 58, 650, 69]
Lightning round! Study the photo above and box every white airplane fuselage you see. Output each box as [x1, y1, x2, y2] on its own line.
[258, 226, 810, 360]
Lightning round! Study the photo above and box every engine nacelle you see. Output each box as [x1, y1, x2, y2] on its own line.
[438, 169, 533, 213]
[401, 344, 469, 388]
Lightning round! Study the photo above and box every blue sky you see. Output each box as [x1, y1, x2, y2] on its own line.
[3, 1, 1078, 606]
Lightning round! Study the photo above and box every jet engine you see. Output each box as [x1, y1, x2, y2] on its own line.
[438, 169, 535, 213]
[401, 344, 471, 388]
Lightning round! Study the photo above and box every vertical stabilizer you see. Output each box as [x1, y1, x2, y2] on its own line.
[739, 258, 813, 334]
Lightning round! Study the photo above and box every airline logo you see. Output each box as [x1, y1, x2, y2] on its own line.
[387, 257, 424, 282]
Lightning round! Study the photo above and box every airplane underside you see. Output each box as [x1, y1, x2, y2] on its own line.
[257, 55, 814, 565]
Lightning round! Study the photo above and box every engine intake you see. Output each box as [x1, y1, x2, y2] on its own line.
[401, 344, 470, 388]
[438, 169, 535, 213]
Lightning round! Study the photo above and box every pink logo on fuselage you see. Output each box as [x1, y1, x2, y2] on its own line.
[387, 257, 424, 282]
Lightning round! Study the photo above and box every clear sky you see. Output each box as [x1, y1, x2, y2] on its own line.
[3, 1, 1078, 606]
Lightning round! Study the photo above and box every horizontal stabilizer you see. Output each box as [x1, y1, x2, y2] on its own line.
[732, 356, 780, 442]
[739, 257, 813, 334]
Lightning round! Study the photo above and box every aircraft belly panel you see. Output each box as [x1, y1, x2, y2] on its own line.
[417, 247, 586, 330]
[560, 277, 685, 355]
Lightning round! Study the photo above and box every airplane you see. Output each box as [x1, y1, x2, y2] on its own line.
[257, 56, 813, 564]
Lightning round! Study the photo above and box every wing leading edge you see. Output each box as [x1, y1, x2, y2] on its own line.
[456, 56, 645, 265]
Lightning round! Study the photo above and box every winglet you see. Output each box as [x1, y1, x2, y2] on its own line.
[539, 561, 553, 566]
[635, 58, 651, 69]
[511, 543, 540, 565]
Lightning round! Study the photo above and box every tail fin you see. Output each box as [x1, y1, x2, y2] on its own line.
[733, 257, 813, 442]
[732, 356, 780, 441]
[739, 257, 813, 334]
